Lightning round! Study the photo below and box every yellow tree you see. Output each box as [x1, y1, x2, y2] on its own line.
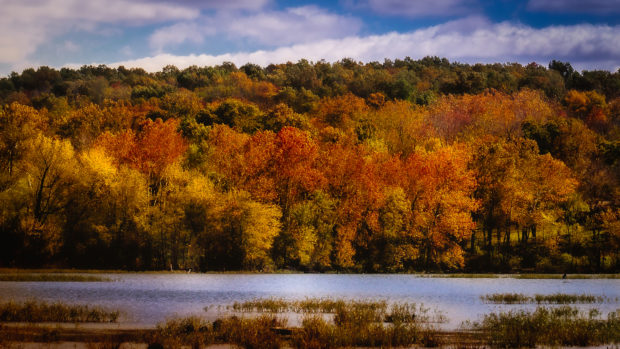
[0, 102, 46, 177]
[15, 134, 77, 258]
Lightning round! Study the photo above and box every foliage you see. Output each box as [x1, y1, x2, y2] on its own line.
[0, 58, 618, 272]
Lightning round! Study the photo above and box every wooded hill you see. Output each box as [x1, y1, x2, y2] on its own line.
[0, 57, 618, 272]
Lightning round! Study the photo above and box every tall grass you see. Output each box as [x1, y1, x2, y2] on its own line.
[482, 293, 605, 304]
[471, 306, 620, 347]
[229, 298, 290, 313]
[0, 301, 120, 322]
[153, 315, 286, 348]
[156, 298, 443, 348]
[534, 293, 604, 304]
[291, 303, 441, 348]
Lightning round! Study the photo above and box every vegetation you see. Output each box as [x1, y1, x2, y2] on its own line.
[482, 293, 605, 304]
[156, 299, 441, 348]
[0, 301, 119, 322]
[0, 58, 618, 273]
[153, 315, 286, 349]
[226, 297, 443, 323]
[471, 306, 620, 347]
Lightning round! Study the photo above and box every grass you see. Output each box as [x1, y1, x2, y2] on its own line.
[229, 298, 291, 313]
[534, 293, 604, 304]
[157, 299, 442, 348]
[470, 306, 620, 347]
[291, 311, 440, 348]
[0, 273, 111, 282]
[152, 315, 286, 349]
[482, 293, 606, 304]
[225, 297, 445, 323]
[0, 301, 120, 323]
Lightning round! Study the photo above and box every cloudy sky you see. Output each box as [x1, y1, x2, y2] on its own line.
[1, 0, 619, 76]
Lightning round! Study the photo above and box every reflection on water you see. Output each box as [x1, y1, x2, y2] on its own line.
[0, 274, 618, 329]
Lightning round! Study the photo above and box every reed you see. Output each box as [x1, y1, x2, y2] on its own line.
[294, 298, 348, 313]
[291, 305, 441, 348]
[534, 293, 603, 304]
[0, 301, 119, 323]
[471, 306, 620, 347]
[160, 298, 443, 348]
[153, 315, 285, 348]
[482, 293, 530, 304]
[482, 293, 605, 304]
[229, 298, 290, 313]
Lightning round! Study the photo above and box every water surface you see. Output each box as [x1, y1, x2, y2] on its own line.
[1, 274, 618, 329]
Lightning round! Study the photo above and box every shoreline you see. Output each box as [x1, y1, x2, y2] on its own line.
[1, 268, 619, 279]
[2, 323, 618, 348]
[0, 322, 484, 347]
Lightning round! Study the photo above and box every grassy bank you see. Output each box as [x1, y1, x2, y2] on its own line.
[482, 293, 607, 304]
[470, 306, 620, 347]
[0, 301, 120, 323]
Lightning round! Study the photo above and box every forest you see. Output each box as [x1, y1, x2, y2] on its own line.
[0, 57, 618, 272]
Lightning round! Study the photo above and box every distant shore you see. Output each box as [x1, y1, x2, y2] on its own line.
[1, 268, 619, 279]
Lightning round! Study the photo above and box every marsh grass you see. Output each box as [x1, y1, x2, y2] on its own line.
[471, 306, 620, 347]
[227, 297, 447, 326]
[230, 298, 290, 313]
[0, 301, 120, 323]
[153, 315, 285, 349]
[0, 273, 111, 282]
[482, 293, 530, 304]
[483, 293, 606, 304]
[159, 299, 442, 348]
[292, 303, 441, 348]
[534, 293, 604, 303]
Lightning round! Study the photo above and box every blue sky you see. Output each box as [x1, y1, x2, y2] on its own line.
[1, 0, 619, 76]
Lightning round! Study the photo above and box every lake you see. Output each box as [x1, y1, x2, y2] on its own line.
[1, 274, 618, 329]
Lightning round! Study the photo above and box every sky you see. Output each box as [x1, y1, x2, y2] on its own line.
[1, 0, 619, 76]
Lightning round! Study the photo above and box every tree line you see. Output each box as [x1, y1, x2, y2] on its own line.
[0, 57, 618, 272]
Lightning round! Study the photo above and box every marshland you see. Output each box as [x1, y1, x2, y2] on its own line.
[1, 272, 619, 347]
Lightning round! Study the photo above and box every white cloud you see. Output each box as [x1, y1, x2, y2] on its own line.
[527, 0, 620, 14]
[97, 19, 620, 72]
[150, 22, 214, 53]
[151, 0, 271, 11]
[63, 41, 80, 53]
[149, 6, 362, 52]
[349, 0, 479, 17]
[0, 0, 199, 64]
[227, 6, 362, 45]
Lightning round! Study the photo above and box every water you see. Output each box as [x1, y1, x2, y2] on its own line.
[1, 274, 618, 329]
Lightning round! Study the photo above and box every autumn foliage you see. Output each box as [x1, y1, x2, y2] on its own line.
[0, 58, 618, 272]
